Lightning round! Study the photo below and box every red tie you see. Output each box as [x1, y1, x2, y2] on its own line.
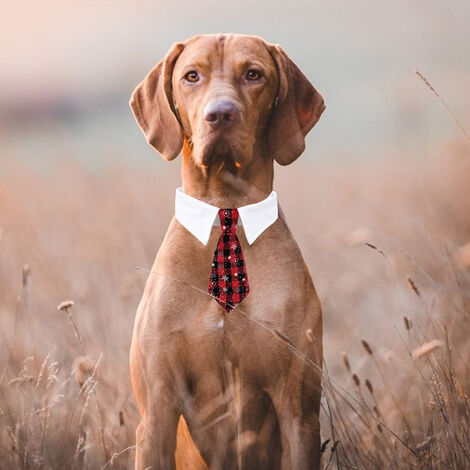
[208, 208, 249, 312]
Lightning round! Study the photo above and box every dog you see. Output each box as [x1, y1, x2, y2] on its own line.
[129, 33, 325, 470]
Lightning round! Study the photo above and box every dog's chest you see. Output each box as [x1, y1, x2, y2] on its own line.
[163, 222, 310, 340]
[144, 219, 319, 397]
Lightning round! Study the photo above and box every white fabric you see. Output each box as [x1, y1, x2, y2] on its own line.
[175, 187, 278, 246]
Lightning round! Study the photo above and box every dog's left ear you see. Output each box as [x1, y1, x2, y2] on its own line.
[129, 42, 185, 161]
[267, 44, 325, 165]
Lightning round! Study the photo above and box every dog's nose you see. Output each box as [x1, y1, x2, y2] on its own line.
[204, 100, 239, 128]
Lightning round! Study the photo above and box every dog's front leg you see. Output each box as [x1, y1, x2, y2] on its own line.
[270, 359, 322, 470]
[272, 397, 321, 470]
[135, 396, 180, 470]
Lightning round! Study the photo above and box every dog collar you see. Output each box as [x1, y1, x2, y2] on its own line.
[174, 187, 278, 246]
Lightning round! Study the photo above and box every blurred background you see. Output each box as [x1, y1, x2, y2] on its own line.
[1, 1, 470, 469]
[1, 0, 470, 170]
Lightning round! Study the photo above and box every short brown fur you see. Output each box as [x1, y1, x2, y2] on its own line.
[129, 33, 325, 470]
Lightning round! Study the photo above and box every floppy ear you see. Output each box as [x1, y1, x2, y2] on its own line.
[129, 42, 185, 161]
[267, 44, 325, 165]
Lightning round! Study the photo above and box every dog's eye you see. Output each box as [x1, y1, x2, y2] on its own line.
[184, 71, 199, 83]
[246, 69, 262, 81]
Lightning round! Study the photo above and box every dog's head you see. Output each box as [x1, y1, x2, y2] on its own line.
[130, 33, 325, 169]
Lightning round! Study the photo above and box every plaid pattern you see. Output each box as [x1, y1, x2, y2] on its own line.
[208, 208, 249, 312]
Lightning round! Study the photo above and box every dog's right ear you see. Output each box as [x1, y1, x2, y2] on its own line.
[129, 42, 185, 161]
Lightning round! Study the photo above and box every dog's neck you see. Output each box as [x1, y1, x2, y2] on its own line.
[181, 141, 274, 208]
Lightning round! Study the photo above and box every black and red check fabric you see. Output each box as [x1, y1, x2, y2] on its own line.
[208, 208, 249, 312]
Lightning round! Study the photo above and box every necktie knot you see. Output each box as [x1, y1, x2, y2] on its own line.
[218, 208, 238, 233]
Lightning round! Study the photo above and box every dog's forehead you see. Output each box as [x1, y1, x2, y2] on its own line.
[176, 34, 273, 68]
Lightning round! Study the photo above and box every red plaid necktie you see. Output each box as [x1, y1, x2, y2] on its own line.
[208, 208, 249, 312]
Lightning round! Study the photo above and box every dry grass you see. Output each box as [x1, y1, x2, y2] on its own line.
[1, 140, 470, 469]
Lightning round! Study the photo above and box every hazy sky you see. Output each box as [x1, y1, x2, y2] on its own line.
[1, 0, 469, 166]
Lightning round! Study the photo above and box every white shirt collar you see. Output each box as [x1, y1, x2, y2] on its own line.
[174, 187, 278, 246]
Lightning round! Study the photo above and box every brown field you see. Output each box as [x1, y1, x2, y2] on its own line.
[1, 141, 470, 469]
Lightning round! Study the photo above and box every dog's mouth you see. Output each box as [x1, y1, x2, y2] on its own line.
[199, 134, 241, 172]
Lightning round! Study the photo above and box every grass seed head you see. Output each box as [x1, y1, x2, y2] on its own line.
[320, 438, 331, 453]
[72, 356, 95, 387]
[407, 277, 420, 297]
[8, 375, 34, 386]
[352, 374, 360, 387]
[404, 316, 412, 330]
[57, 300, 74, 312]
[412, 340, 444, 359]
[361, 340, 373, 355]
[341, 351, 351, 373]
[22, 264, 31, 286]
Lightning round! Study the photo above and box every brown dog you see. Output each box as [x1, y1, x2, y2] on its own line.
[129, 33, 325, 470]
